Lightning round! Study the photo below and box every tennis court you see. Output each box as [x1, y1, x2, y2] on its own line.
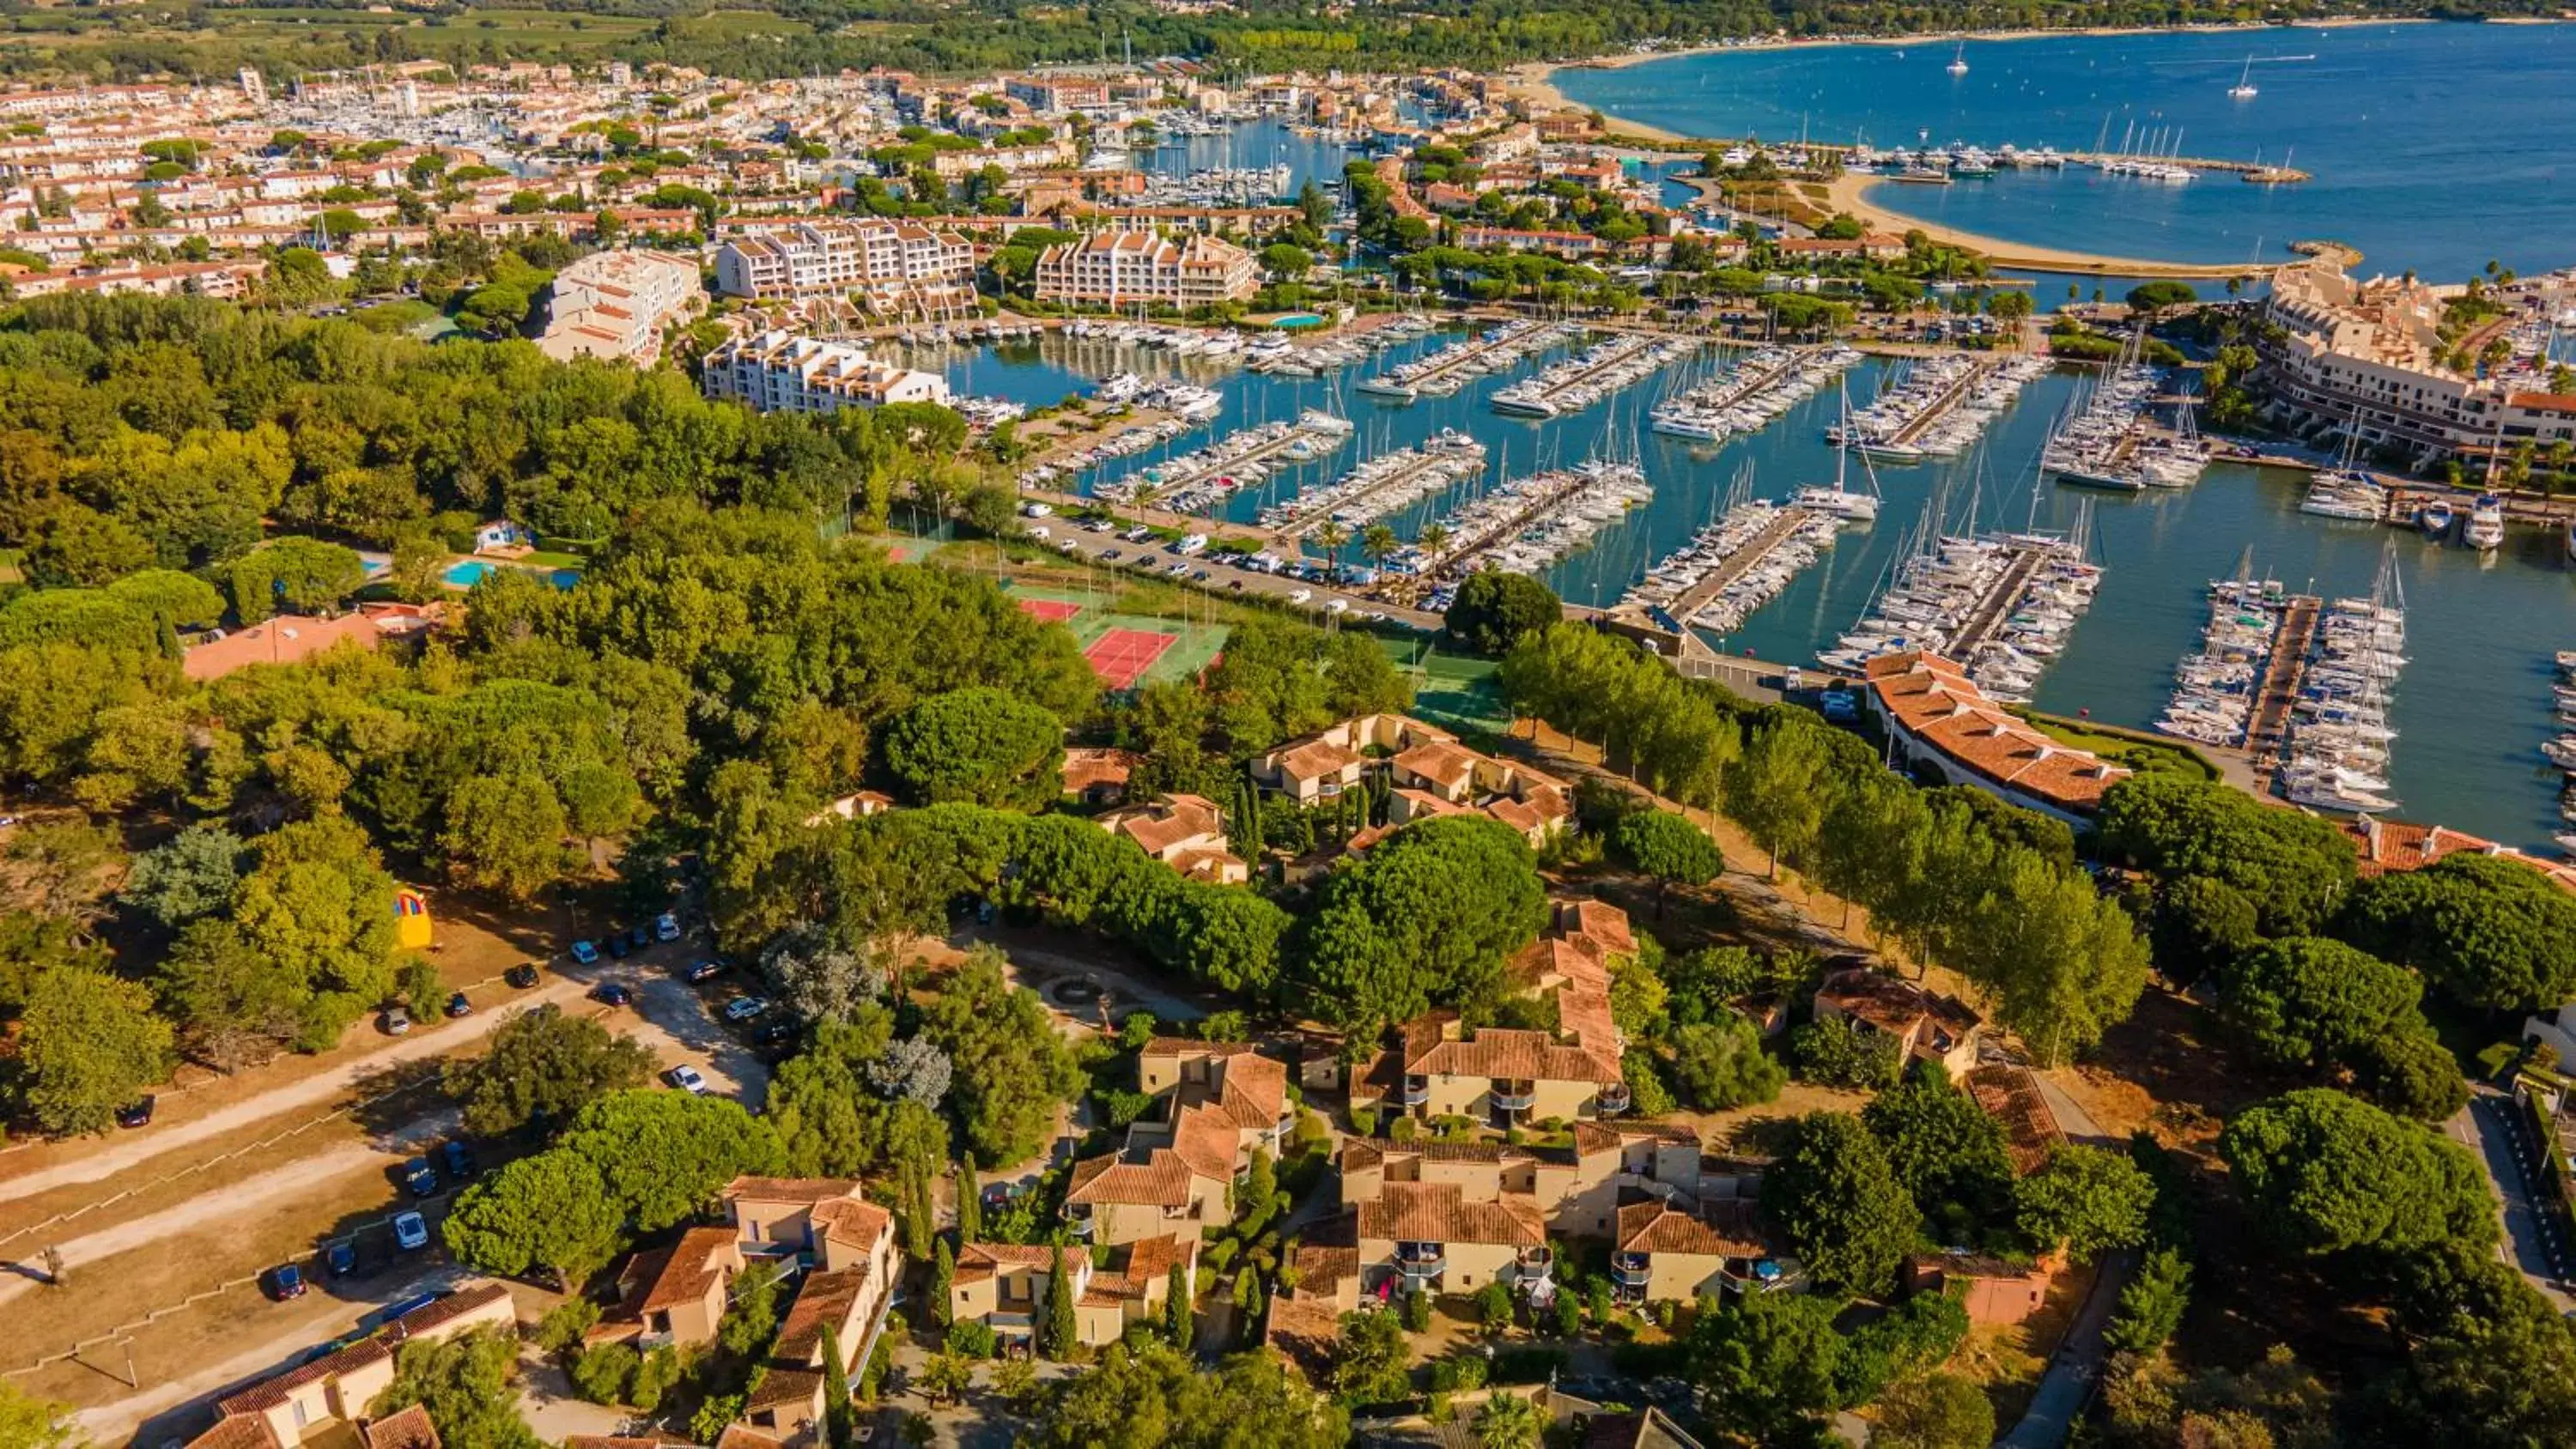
[1084, 627, 1180, 689]
[1016, 597, 1084, 624]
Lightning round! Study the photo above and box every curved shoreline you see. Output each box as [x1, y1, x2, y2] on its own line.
[1819, 173, 2262, 279]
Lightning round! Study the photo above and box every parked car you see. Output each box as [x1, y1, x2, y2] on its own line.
[402, 1158, 438, 1197]
[442, 1140, 477, 1179]
[1102, 548, 1123, 562]
[665, 1064, 709, 1094]
[115, 1095, 155, 1130]
[265, 1264, 307, 1300]
[605, 934, 630, 960]
[589, 981, 632, 1007]
[653, 912, 682, 943]
[721, 997, 771, 1023]
[392, 1212, 430, 1252]
[1288, 588, 1313, 604]
[505, 963, 541, 989]
[569, 939, 599, 966]
[629, 923, 654, 950]
[379, 1007, 412, 1036]
[753, 1022, 799, 1048]
[444, 991, 472, 1019]
[325, 1241, 357, 1277]
[683, 959, 726, 983]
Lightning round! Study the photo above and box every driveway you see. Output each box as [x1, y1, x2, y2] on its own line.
[1998, 1251, 2135, 1449]
[2446, 1088, 2573, 1310]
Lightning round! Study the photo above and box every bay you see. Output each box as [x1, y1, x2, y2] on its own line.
[1549, 21, 2576, 282]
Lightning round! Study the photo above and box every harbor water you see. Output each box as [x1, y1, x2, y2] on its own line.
[916, 332, 2576, 849]
[1550, 21, 2576, 281]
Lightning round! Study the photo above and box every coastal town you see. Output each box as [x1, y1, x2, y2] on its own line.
[3, 13, 2576, 1449]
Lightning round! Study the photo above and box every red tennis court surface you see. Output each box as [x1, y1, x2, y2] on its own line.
[1084, 627, 1177, 688]
[1016, 597, 1083, 624]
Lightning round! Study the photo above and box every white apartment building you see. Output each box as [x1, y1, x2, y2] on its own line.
[2259, 262, 2576, 464]
[701, 329, 952, 415]
[538, 247, 705, 364]
[1033, 230, 1260, 309]
[711, 220, 973, 310]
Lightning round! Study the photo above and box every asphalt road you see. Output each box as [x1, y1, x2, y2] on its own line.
[2447, 1088, 2573, 1311]
[1016, 515, 1443, 631]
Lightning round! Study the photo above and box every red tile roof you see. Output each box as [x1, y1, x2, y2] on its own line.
[363, 1405, 440, 1449]
[1355, 1181, 1545, 1248]
[1864, 651, 2129, 813]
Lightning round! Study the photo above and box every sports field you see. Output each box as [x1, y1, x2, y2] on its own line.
[1011, 585, 1227, 690]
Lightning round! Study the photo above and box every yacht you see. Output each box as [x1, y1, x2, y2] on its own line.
[2228, 57, 2259, 100]
[2464, 493, 2506, 551]
[1793, 380, 1884, 523]
[2415, 499, 2454, 539]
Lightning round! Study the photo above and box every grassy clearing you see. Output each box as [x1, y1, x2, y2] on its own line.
[2019, 711, 2219, 781]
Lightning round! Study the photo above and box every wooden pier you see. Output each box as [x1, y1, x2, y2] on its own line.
[1366, 323, 1567, 399]
[1880, 357, 2002, 452]
[1134, 415, 1350, 506]
[2245, 595, 2323, 769]
[1494, 333, 1674, 415]
[1947, 540, 2057, 660]
[1658, 507, 1823, 627]
[1265, 446, 1479, 539]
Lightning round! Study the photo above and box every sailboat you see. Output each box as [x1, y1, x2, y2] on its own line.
[1795, 379, 1884, 523]
[2228, 58, 2258, 100]
[1946, 42, 1969, 76]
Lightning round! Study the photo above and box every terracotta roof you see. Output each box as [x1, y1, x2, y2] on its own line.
[726, 1176, 865, 1204]
[744, 1366, 823, 1414]
[2338, 815, 2576, 891]
[1355, 1181, 1544, 1248]
[1291, 1244, 1360, 1295]
[363, 1405, 440, 1449]
[1814, 968, 1981, 1060]
[188, 1417, 278, 1449]
[1269, 737, 1361, 785]
[1394, 738, 1482, 791]
[1964, 1065, 2065, 1175]
[773, 1267, 868, 1366]
[1564, 899, 1636, 957]
[389, 1282, 512, 1338]
[1066, 1150, 1196, 1208]
[1617, 1201, 1766, 1258]
[219, 1337, 395, 1414]
[714, 1425, 783, 1449]
[638, 1227, 738, 1312]
[1571, 1119, 1699, 1155]
[185, 613, 383, 681]
[563, 1439, 696, 1449]
[1168, 1101, 1241, 1180]
[809, 1195, 891, 1252]
[1103, 793, 1230, 858]
[1863, 651, 2130, 813]
[1061, 746, 1139, 792]
[1400, 1015, 1621, 1086]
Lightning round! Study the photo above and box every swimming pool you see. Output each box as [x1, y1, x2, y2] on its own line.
[441, 559, 580, 590]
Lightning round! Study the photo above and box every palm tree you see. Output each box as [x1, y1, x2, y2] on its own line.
[1360, 522, 1397, 574]
[1419, 522, 1451, 561]
[1312, 520, 1348, 580]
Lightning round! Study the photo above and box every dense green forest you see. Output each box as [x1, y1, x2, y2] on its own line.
[0, 0, 2549, 83]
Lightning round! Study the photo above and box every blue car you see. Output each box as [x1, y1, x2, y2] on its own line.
[392, 1212, 429, 1252]
[266, 1264, 307, 1300]
[403, 1158, 439, 1197]
[442, 1140, 477, 1179]
[326, 1241, 357, 1277]
[569, 939, 599, 966]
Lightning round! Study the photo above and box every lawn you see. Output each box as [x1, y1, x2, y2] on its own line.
[2018, 711, 2219, 782]
[1381, 638, 1512, 735]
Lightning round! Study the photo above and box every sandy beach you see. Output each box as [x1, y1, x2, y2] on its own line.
[1814, 172, 2263, 279]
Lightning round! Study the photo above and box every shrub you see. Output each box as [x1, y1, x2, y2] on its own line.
[945, 1320, 999, 1359]
[571, 1342, 638, 1404]
[536, 1297, 600, 1354]
[1403, 1288, 1433, 1333]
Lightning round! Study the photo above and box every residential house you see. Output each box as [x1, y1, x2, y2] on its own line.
[1097, 792, 1249, 884]
[1137, 1038, 1294, 1160]
[1254, 713, 1572, 845]
[1060, 746, 1139, 806]
[184, 1285, 515, 1449]
[1032, 230, 1260, 308]
[1903, 1252, 2057, 1327]
[700, 330, 951, 415]
[1812, 967, 1985, 1078]
[1064, 1042, 1287, 1246]
[946, 1234, 1197, 1349]
[1337, 1118, 1703, 1243]
[1354, 1180, 1550, 1299]
[610, 1225, 744, 1350]
[1962, 1064, 2065, 1174]
[1610, 1200, 1783, 1303]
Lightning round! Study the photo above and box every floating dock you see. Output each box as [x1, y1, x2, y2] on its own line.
[1258, 432, 1486, 539]
[2244, 595, 2322, 770]
[1355, 320, 1574, 402]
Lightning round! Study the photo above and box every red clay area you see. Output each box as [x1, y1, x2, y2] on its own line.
[1016, 597, 1084, 623]
[1083, 627, 1177, 688]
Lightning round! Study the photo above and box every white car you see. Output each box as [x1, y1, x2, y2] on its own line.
[665, 1064, 710, 1095]
[1288, 588, 1313, 604]
[722, 997, 771, 1023]
[653, 912, 681, 943]
[1029, 525, 1050, 541]
[1325, 598, 1349, 615]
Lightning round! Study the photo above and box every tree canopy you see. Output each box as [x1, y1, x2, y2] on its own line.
[2219, 1089, 2496, 1258]
[1297, 815, 1549, 1036]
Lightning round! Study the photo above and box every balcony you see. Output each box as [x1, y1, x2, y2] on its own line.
[1595, 1082, 1632, 1118]
[1065, 1209, 1094, 1241]
[1398, 1075, 1431, 1108]
[1516, 1246, 1552, 1284]
[1395, 1244, 1446, 1282]
[1492, 1079, 1537, 1113]
[1613, 1254, 1651, 1288]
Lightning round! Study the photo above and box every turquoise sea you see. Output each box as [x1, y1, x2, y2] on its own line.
[923, 330, 2576, 852]
[1549, 21, 2576, 282]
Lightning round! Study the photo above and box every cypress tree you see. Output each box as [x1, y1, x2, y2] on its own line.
[819, 1322, 852, 1449]
[930, 1238, 956, 1329]
[1163, 1262, 1192, 1349]
[1042, 1244, 1078, 1360]
[957, 1156, 983, 1243]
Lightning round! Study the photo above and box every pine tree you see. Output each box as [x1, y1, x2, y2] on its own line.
[1163, 1262, 1192, 1349]
[956, 1156, 982, 1243]
[930, 1238, 956, 1329]
[819, 1322, 853, 1449]
[1042, 1244, 1078, 1360]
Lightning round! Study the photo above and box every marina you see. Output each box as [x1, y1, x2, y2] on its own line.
[1491, 334, 1694, 418]
[1820, 507, 2105, 706]
[1614, 483, 1843, 637]
[2549, 652, 2576, 854]
[1830, 353, 2050, 464]
[1394, 459, 1655, 585]
[2042, 361, 2210, 491]
[1649, 345, 1861, 444]
[1257, 429, 1489, 538]
[2271, 549, 2409, 814]
[1356, 318, 1577, 401]
[1092, 409, 1355, 510]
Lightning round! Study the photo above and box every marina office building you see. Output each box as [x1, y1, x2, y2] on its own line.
[2258, 262, 2576, 466]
